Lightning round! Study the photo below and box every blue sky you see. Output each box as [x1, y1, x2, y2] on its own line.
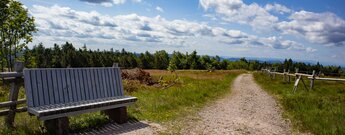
[19, 0, 345, 66]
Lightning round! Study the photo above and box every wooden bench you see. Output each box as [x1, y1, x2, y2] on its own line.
[23, 67, 137, 134]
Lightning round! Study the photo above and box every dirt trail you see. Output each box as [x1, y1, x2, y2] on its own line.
[182, 73, 292, 135]
[79, 74, 291, 135]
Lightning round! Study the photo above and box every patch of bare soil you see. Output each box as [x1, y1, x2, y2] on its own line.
[181, 74, 292, 135]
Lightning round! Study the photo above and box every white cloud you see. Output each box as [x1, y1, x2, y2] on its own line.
[101, 2, 113, 7]
[79, 0, 132, 7]
[30, 5, 312, 53]
[132, 0, 142, 3]
[199, 0, 279, 31]
[257, 36, 306, 50]
[199, 0, 345, 48]
[276, 10, 345, 46]
[112, 0, 126, 5]
[156, 6, 164, 13]
[265, 3, 291, 14]
[306, 47, 317, 53]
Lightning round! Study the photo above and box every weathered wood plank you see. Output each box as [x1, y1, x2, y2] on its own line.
[0, 107, 27, 116]
[36, 70, 45, 106]
[98, 69, 105, 98]
[74, 69, 85, 101]
[98, 69, 108, 98]
[52, 70, 61, 104]
[90, 69, 98, 99]
[24, 70, 34, 107]
[107, 68, 115, 97]
[87, 69, 94, 99]
[61, 69, 69, 103]
[78, 69, 86, 100]
[104, 69, 111, 97]
[65, 70, 73, 102]
[69, 69, 77, 102]
[309, 77, 345, 81]
[295, 73, 313, 77]
[0, 99, 26, 108]
[0, 72, 23, 78]
[117, 68, 124, 96]
[112, 68, 120, 96]
[31, 70, 39, 106]
[41, 70, 50, 105]
[80, 70, 91, 100]
[46, 70, 55, 104]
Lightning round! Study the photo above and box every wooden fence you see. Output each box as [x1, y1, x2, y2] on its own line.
[261, 68, 345, 93]
[0, 62, 27, 128]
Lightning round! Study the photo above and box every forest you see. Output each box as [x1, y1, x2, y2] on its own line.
[1, 42, 341, 76]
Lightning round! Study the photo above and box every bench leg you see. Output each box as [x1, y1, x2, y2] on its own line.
[44, 117, 69, 135]
[102, 107, 128, 124]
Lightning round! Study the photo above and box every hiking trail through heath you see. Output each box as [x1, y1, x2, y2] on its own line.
[182, 73, 292, 135]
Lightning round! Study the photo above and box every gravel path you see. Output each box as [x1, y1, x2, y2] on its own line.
[79, 74, 291, 135]
[182, 74, 292, 135]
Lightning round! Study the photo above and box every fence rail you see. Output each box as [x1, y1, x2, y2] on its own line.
[261, 68, 345, 93]
[0, 62, 26, 128]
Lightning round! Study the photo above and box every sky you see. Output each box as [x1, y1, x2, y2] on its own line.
[19, 0, 345, 66]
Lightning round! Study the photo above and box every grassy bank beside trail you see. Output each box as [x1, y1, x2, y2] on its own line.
[127, 70, 244, 122]
[0, 70, 244, 134]
[254, 72, 345, 135]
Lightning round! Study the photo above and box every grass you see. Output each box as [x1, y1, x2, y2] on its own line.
[0, 70, 244, 134]
[254, 72, 345, 135]
[127, 70, 244, 122]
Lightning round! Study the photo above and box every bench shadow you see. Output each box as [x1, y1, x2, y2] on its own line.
[72, 118, 149, 135]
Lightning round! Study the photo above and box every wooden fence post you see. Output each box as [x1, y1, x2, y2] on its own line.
[283, 69, 286, 82]
[295, 68, 299, 81]
[310, 70, 316, 90]
[287, 69, 291, 83]
[273, 68, 277, 79]
[113, 63, 119, 67]
[5, 62, 24, 128]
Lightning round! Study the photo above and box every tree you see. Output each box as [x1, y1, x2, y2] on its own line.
[167, 59, 178, 72]
[187, 50, 199, 69]
[32, 43, 45, 68]
[154, 50, 169, 69]
[0, 0, 36, 71]
[61, 42, 76, 67]
[51, 44, 62, 68]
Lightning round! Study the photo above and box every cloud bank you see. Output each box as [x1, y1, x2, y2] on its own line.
[30, 4, 313, 53]
[199, 0, 345, 47]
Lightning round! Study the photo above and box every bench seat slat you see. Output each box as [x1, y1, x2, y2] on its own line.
[28, 96, 137, 119]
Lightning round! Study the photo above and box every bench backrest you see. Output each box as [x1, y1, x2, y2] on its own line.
[24, 67, 124, 107]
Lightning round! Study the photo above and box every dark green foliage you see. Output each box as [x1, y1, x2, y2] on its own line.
[17, 42, 344, 76]
[0, 0, 36, 71]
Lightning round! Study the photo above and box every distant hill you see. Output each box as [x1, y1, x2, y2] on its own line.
[221, 57, 315, 64]
[221, 56, 345, 68]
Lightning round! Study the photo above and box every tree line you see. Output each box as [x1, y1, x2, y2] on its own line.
[4, 42, 340, 76]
